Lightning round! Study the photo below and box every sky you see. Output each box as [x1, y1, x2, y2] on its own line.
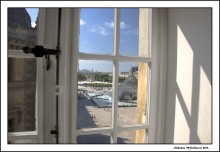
[26, 8, 38, 27]
[26, 8, 139, 72]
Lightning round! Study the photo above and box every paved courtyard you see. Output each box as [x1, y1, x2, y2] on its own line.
[77, 98, 139, 143]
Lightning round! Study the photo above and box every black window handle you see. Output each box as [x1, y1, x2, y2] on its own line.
[23, 45, 61, 57]
[23, 45, 61, 71]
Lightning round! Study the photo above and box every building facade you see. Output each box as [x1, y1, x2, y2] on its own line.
[8, 8, 37, 132]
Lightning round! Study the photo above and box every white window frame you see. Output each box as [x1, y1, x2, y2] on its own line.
[59, 8, 165, 144]
[8, 49, 43, 143]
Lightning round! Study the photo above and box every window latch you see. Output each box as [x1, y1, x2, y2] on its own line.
[23, 45, 61, 71]
[50, 125, 58, 140]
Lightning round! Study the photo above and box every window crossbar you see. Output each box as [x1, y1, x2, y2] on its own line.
[8, 131, 38, 141]
[8, 50, 35, 58]
[78, 52, 152, 63]
[76, 124, 148, 136]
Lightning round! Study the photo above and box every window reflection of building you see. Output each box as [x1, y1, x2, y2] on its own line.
[8, 8, 37, 132]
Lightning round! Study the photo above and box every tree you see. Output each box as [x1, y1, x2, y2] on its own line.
[119, 77, 126, 83]
[78, 72, 87, 81]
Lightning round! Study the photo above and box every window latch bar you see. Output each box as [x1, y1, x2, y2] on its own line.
[23, 45, 61, 71]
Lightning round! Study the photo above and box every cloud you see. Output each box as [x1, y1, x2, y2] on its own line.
[80, 19, 86, 26]
[31, 22, 36, 27]
[88, 26, 110, 36]
[104, 21, 114, 28]
[120, 22, 127, 29]
[104, 21, 128, 29]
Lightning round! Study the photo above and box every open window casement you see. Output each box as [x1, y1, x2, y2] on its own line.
[8, 8, 60, 144]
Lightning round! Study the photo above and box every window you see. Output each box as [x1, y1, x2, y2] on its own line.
[8, 51, 43, 143]
[8, 8, 43, 144]
[6, 8, 162, 144]
[72, 8, 153, 143]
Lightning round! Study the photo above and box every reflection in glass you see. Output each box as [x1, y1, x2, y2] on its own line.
[8, 8, 38, 50]
[8, 8, 38, 133]
[8, 58, 37, 132]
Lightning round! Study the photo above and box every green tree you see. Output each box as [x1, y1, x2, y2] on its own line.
[78, 72, 87, 81]
[119, 77, 126, 83]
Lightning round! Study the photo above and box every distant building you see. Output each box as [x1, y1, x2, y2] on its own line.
[8, 8, 37, 132]
[119, 72, 129, 78]
[120, 66, 138, 78]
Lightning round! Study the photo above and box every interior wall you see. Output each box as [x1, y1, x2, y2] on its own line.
[165, 8, 211, 143]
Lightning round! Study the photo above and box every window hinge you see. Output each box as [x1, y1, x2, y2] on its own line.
[50, 125, 58, 139]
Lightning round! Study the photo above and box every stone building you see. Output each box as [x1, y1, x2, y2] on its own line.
[8, 8, 37, 132]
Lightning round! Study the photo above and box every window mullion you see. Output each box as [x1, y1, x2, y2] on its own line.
[111, 8, 120, 144]
[35, 8, 46, 144]
[78, 52, 115, 61]
[70, 8, 80, 143]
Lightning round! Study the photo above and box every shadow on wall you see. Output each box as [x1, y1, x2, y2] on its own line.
[165, 8, 211, 143]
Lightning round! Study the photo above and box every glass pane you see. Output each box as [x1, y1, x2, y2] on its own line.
[8, 8, 39, 50]
[119, 8, 139, 57]
[117, 129, 147, 143]
[8, 139, 37, 144]
[120, 8, 150, 57]
[8, 58, 37, 132]
[79, 8, 114, 55]
[77, 133, 110, 144]
[118, 62, 149, 125]
[77, 60, 113, 129]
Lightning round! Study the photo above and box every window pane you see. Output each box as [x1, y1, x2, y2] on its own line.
[8, 8, 38, 50]
[77, 133, 110, 143]
[119, 8, 139, 57]
[77, 60, 113, 129]
[118, 62, 150, 125]
[79, 8, 114, 55]
[8, 58, 37, 132]
[117, 129, 147, 143]
[120, 8, 151, 57]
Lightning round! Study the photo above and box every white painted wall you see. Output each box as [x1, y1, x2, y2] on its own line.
[165, 9, 211, 143]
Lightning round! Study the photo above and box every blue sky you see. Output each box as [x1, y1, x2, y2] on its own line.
[26, 8, 139, 72]
[26, 8, 38, 27]
[79, 8, 139, 56]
